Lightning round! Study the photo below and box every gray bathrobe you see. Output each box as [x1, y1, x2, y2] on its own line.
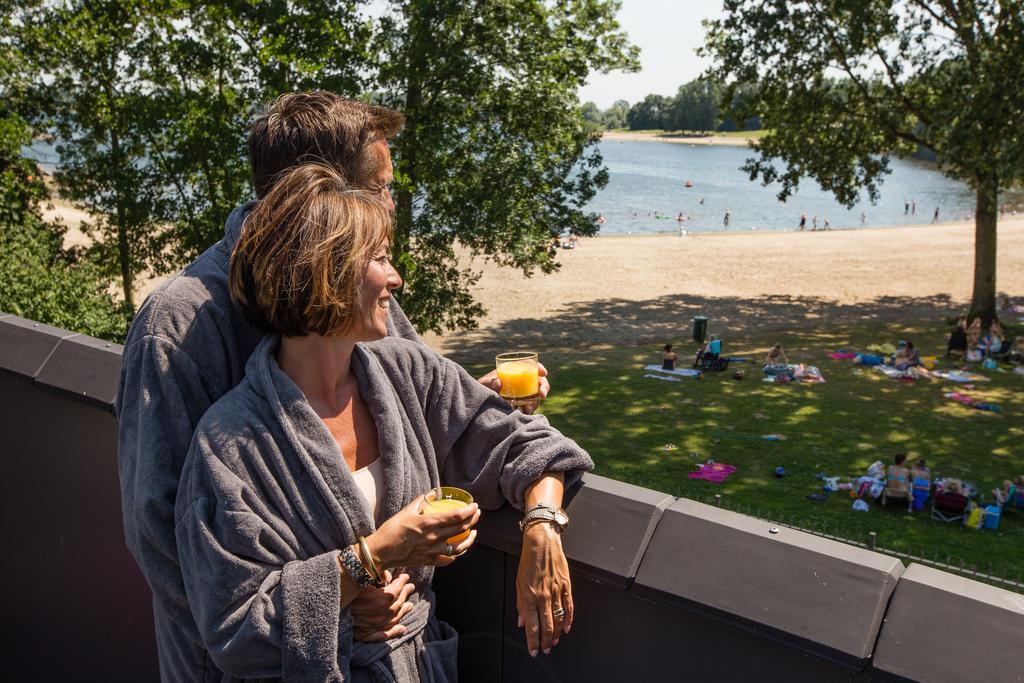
[175, 334, 592, 682]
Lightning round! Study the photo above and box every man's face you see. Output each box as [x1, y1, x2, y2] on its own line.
[366, 138, 395, 212]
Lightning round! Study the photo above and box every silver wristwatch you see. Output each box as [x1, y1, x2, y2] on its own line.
[519, 502, 569, 533]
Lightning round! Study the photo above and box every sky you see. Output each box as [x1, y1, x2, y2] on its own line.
[578, 1, 725, 109]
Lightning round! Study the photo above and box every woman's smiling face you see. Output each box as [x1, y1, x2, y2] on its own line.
[352, 242, 402, 341]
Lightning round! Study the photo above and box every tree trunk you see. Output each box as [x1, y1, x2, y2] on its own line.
[966, 177, 997, 327]
[109, 126, 135, 316]
[393, 18, 423, 289]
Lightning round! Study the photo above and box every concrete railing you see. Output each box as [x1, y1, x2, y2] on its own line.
[2, 312, 1021, 682]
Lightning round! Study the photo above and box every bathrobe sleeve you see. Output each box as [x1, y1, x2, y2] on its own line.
[175, 423, 349, 682]
[405, 345, 594, 511]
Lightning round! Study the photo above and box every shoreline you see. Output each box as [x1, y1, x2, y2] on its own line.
[601, 130, 757, 147]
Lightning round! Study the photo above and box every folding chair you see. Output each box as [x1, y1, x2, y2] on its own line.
[930, 491, 970, 523]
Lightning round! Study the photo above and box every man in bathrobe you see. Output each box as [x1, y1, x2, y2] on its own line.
[117, 92, 562, 680]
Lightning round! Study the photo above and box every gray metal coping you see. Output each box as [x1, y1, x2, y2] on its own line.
[0, 313, 123, 411]
[0, 313, 80, 378]
[632, 497, 904, 671]
[872, 563, 1024, 682]
[474, 473, 674, 588]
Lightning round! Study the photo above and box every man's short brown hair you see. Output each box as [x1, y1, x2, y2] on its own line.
[229, 163, 394, 337]
[248, 91, 405, 198]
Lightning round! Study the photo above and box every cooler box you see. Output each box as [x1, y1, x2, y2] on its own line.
[983, 505, 1001, 530]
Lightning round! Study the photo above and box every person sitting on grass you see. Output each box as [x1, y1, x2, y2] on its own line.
[881, 453, 912, 511]
[947, 315, 968, 358]
[893, 341, 921, 371]
[966, 317, 983, 359]
[765, 343, 788, 366]
[910, 458, 931, 511]
[993, 475, 1024, 507]
[662, 343, 678, 371]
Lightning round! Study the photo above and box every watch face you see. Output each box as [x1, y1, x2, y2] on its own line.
[554, 511, 568, 526]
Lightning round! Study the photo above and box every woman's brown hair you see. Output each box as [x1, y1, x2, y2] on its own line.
[229, 163, 394, 337]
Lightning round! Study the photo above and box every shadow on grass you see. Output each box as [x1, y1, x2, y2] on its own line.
[445, 310, 1024, 585]
[446, 292, 963, 355]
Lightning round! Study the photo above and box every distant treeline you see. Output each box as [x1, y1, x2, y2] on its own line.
[582, 78, 761, 132]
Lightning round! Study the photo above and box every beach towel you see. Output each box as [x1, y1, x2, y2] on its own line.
[688, 462, 737, 483]
[855, 354, 884, 366]
[828, 351, 858, 360]
[874, 364, 914, 379]
[932, 370, 989, 382]
[643, 364, 703, 377]
[644, 373, 682, 382]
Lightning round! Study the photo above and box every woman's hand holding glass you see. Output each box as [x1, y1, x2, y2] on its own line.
[366, 496, 481, 570]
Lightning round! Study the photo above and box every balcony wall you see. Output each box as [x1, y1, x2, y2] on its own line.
[1, 313, 1021, 682]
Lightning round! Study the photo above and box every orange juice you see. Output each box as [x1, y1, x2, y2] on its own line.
[421, 497, 471, 544]
[496, 360, 539, 399]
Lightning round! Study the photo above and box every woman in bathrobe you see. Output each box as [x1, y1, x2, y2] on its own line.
[174, 162, 593, 682]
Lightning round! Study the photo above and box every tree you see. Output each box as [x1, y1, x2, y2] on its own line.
[140, 0, 372, 270]
[0, 112, 125, 341]
[667, 78, 719, 132]
[373, 0, 638, 332]
[23, 0, 173, 319]
[627, 93, 669, 131]
[703, 1, 1024, 325]
[603, 99, 630, 130]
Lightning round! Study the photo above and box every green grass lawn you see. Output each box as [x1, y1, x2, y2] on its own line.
[454, 319, 1024, 584]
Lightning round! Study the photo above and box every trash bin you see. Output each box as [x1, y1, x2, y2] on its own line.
[692, 316, 708, 343]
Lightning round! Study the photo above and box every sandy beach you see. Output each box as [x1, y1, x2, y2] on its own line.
[39, 197, 1024, 353]
[422, 217, 1024, 354]
[601, 130, 756, 147]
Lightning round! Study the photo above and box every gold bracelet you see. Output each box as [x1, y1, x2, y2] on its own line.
[358, 536, 385, 586]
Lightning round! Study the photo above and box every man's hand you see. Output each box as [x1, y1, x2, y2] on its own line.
[351, 571, 416, 642]
[478, 362, 550, 414]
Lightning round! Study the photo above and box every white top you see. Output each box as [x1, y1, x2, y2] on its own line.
[352, 456, 385, 523]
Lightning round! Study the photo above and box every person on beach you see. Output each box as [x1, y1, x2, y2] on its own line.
[912, 199, 916, 215]
[662, 343, 678, 371]
[724, 208, 731, 227]
[812, 214, 818, 230]
[893, 341, 922, 370]
[765, 343, 788, 366]
[860, 211, 866, 225]
[171, 166, 591, 681]
[904, 200, 910, 215]
[117, 92, 558, 680]
[933, 207, 940, 223]
[799, 213, 807, 231]
[965, 316, 984, 359]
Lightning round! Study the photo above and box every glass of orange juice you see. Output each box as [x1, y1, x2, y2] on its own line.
[420, 486, 475, 544]
[495, 351, 540, 411]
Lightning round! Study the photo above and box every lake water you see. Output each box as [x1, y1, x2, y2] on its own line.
[585, 139, 977, 235]
[27, 136, 979, 234]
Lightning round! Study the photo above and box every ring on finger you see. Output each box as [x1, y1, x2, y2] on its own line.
[552, 607, 565, 618]
[444, 543, 455, 557]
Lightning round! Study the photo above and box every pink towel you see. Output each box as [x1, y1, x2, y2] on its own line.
[828, 352, 858, 360]
[689, 462, 737, 483]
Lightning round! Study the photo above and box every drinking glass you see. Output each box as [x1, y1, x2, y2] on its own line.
[495, 351, 541, 411]
[420, 486, 474, 544]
